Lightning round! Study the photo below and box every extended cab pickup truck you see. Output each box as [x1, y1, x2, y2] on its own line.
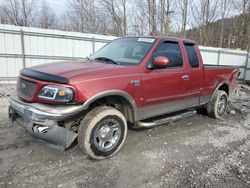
[9, 36, 240, 159]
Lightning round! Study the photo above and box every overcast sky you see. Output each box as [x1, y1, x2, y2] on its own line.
[42, 0, 68, 15]
[0, 0, 68, 15]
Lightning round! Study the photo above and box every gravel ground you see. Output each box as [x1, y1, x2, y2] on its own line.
[0, 84, 250, 188]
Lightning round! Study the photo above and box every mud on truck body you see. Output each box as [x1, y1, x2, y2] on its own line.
[9, 37, 240, 159]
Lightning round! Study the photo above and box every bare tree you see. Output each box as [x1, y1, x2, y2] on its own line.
[231, 0, 250, 36]
[219, 0, 229, 47]
[121, 0, 127, 36]
[135, 0, 148, 35]
[157, 0, 176, 35]
[66, 0, 124, 35]
[178, 0, 188, 37]
[67, 0, 89, 32]
[151, 0, 156, 35]
[0, 10, 6, 24]
[131, 4, 147, 36]
[0, 0, 39, 26]
[38, 0, 57, 29]
[101, 0, 123, 36]
[190, 0, 219, 45]
[134, 0, 176, 35]
[57, 14, 71, 31]
[136, 0, 157, 35]
[67, 0, 101, 33]
[160, 0, 165, 34]
[145, 0, 157, 35]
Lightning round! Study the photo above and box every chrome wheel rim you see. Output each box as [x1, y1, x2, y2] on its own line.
[93, 118, 122, 152]
[217, 95, 227, 115]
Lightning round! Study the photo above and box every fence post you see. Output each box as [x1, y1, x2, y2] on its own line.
[20, 29, 26, 68]
[217, 50, 221, 65]
[243, 52, 249, 82]
[92, 37, 95, 54]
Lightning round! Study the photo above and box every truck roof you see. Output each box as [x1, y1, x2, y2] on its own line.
[125, 36, 196, 44]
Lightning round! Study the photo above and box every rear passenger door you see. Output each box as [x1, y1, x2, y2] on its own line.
[184, 42, 204, 98]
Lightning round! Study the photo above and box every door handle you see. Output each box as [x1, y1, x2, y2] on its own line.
[182, 75, 189, 80]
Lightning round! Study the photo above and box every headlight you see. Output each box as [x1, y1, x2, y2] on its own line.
[38, 85, 74, 102]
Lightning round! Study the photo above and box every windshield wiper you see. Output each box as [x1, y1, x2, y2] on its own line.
[94, 57, 120, 65]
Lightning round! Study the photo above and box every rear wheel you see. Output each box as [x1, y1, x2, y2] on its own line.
[78, 106, 127, 160]
[207, 90, 228, 119]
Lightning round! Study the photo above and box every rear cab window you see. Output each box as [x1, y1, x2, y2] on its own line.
[184, 43, 199, 68]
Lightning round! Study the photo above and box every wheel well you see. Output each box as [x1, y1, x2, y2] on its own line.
[218, 83, 229, 95]
[89, 95, 134, 123]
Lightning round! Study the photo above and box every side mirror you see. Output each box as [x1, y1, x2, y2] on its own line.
[153, 56, 169, 68]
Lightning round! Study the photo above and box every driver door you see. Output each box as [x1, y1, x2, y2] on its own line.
[141, 40, 190, 119]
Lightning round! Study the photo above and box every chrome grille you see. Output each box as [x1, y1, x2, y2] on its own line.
[18, 78, 38, 98]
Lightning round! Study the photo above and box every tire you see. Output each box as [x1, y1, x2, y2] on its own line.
[78, 106, 127, 160]
[207, 90, 228, 119]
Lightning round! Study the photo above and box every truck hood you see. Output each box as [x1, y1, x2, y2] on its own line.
[28, 60, 123, 82]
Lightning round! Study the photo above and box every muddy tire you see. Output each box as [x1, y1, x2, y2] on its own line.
[207, 90, 228, 119]
[78, 106, 127, 160]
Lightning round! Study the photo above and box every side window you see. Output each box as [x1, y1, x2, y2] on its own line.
[184, 44, 199, 68]
[154, 41, 183, 68]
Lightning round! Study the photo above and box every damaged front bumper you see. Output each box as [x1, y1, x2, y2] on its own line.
[8, 93, 85, 150]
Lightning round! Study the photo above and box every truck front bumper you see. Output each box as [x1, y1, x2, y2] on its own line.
[8, 93, 84, 150]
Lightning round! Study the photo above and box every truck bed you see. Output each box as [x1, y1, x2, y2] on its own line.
[204, 64, 239, 69]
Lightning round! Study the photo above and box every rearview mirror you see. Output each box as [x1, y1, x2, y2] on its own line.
[153, 56, 169, 68]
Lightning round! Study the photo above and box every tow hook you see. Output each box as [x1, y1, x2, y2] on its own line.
[33, 125, 49, 133]
[8, 107, 18, 122]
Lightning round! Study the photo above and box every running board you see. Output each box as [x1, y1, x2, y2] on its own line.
[137, 109, 197, 128]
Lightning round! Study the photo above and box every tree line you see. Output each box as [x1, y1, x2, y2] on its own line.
[0, 0, 249, 50]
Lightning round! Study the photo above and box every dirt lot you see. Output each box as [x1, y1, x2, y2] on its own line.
[0, 84, 250, 188]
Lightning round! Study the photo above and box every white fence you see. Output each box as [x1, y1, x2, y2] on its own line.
[199, 46, 250, 81]
[0, 24, 116, 80]
[0, 24, 249, 81]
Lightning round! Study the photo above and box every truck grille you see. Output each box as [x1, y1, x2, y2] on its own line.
[18, 78, 38, 99]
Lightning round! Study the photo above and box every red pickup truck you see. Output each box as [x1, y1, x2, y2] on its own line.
[9, 36, 240, 159]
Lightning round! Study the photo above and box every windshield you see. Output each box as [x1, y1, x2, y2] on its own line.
[89, 37, 155, 65]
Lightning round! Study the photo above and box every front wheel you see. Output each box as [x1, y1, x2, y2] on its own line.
[78, 106, 127, 160]
[207, 90, 228, 119]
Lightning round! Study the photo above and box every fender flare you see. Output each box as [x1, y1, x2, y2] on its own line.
[82, 90, 138, 120]
[210, 81, 229, 101]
